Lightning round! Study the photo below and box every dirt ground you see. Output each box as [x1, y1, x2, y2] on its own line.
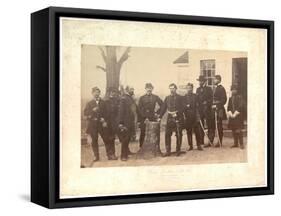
[81, 129, 247, 168]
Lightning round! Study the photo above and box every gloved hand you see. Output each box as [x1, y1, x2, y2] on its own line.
[119, 124, 127, 132]
[92, 107, 99, 112]
[233, 111, 240, 118]
[227, 111, 233, 118]
[172, 113, 177, 118]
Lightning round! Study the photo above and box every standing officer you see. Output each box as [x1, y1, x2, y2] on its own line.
[118, 85, 136, 161]
[182, 83, 203, 151]
[125, 86, 138, 143]
[84, 87, 111, 162]
[211, 75, 227, 147]
[104, 87, 120, 160]
[160, 83, 184, 157]
[138, 83, 163, 148]
[227, 84, 245, 149]
[196, 75, 213, 147]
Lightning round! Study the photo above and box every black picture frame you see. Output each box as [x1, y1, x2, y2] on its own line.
[31, 6, 274, 208]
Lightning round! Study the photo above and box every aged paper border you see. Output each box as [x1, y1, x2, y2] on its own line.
[60, 17, 267, 198]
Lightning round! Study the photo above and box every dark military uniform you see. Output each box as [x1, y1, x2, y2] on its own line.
[138, 94, 163, 147]
[182, 93, 201, 149]
[211, 84, 227, 145]
[84, 98, 111, 160]
[227, 94, 245, 148]
[196, 85, 213, 145]
[118, 93, 136, 160]
[104, 96, 120, 157]
[160, 94, 184, 155]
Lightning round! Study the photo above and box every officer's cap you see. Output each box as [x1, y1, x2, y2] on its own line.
[186, 83, 193, 88]
[107, 87, 119, 93]
[92, 86, 101, 92]
[145, 83, 154, 89]
[169, 83, 177, 89]
[125, 85, 134, 92]
[214, 75, 222, 81]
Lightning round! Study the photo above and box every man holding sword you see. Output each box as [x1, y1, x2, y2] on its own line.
[211, 75, 227, 147]
[196, 75, 214, 147]
[160, 83, 184, 157]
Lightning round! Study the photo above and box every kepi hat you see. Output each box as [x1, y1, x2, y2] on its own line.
[197, 75, 206, 82]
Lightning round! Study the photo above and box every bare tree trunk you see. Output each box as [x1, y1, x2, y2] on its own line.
[105, 46, 120, 92]
[96, 46, 130, 96]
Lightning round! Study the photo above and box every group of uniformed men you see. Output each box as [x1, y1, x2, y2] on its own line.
[84, 74, 244, 162]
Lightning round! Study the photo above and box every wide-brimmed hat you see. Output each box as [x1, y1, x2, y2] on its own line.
[196, 75, 206, 82]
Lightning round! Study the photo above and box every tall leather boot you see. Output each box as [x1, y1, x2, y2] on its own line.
[176, 135, 182, 156]
[164, 133, 171, 157]
[238, 131, 244, 149]
[92, 143, 100, 161]
[208, 129, 215, 146]
[139, 123, 145, 148]
[109, 140, 117, 160]
[155, 129, 162, 156]
[231, 131, 238, 148]
[187, 132, 193, 151]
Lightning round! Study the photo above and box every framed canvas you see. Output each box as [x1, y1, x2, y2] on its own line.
[31, 6, 274, 208]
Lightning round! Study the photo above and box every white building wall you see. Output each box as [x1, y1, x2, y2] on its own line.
[175, 50, 247, 98]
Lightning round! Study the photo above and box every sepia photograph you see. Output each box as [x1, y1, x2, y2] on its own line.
[80, 46, 248, 168]
[58, 15, 269, 200]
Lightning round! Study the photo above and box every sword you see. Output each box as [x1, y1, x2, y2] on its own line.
[144, 118, 150, 144]
[199, 119, 213, 146]
[215, 110, 222, 148]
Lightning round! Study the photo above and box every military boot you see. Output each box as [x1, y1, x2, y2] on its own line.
[239, 133, 244, 149]
[231, 133, 239, 148]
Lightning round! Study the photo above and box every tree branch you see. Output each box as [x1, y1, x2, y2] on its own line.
[118, 47, 131, 66]
[96, 65, 106, 72]
[98, 46, 107, 63]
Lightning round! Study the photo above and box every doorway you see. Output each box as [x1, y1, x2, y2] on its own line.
[232, 57, 247, 120]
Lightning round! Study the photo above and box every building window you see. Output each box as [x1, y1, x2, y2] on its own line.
[200, 59, 216, 88]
